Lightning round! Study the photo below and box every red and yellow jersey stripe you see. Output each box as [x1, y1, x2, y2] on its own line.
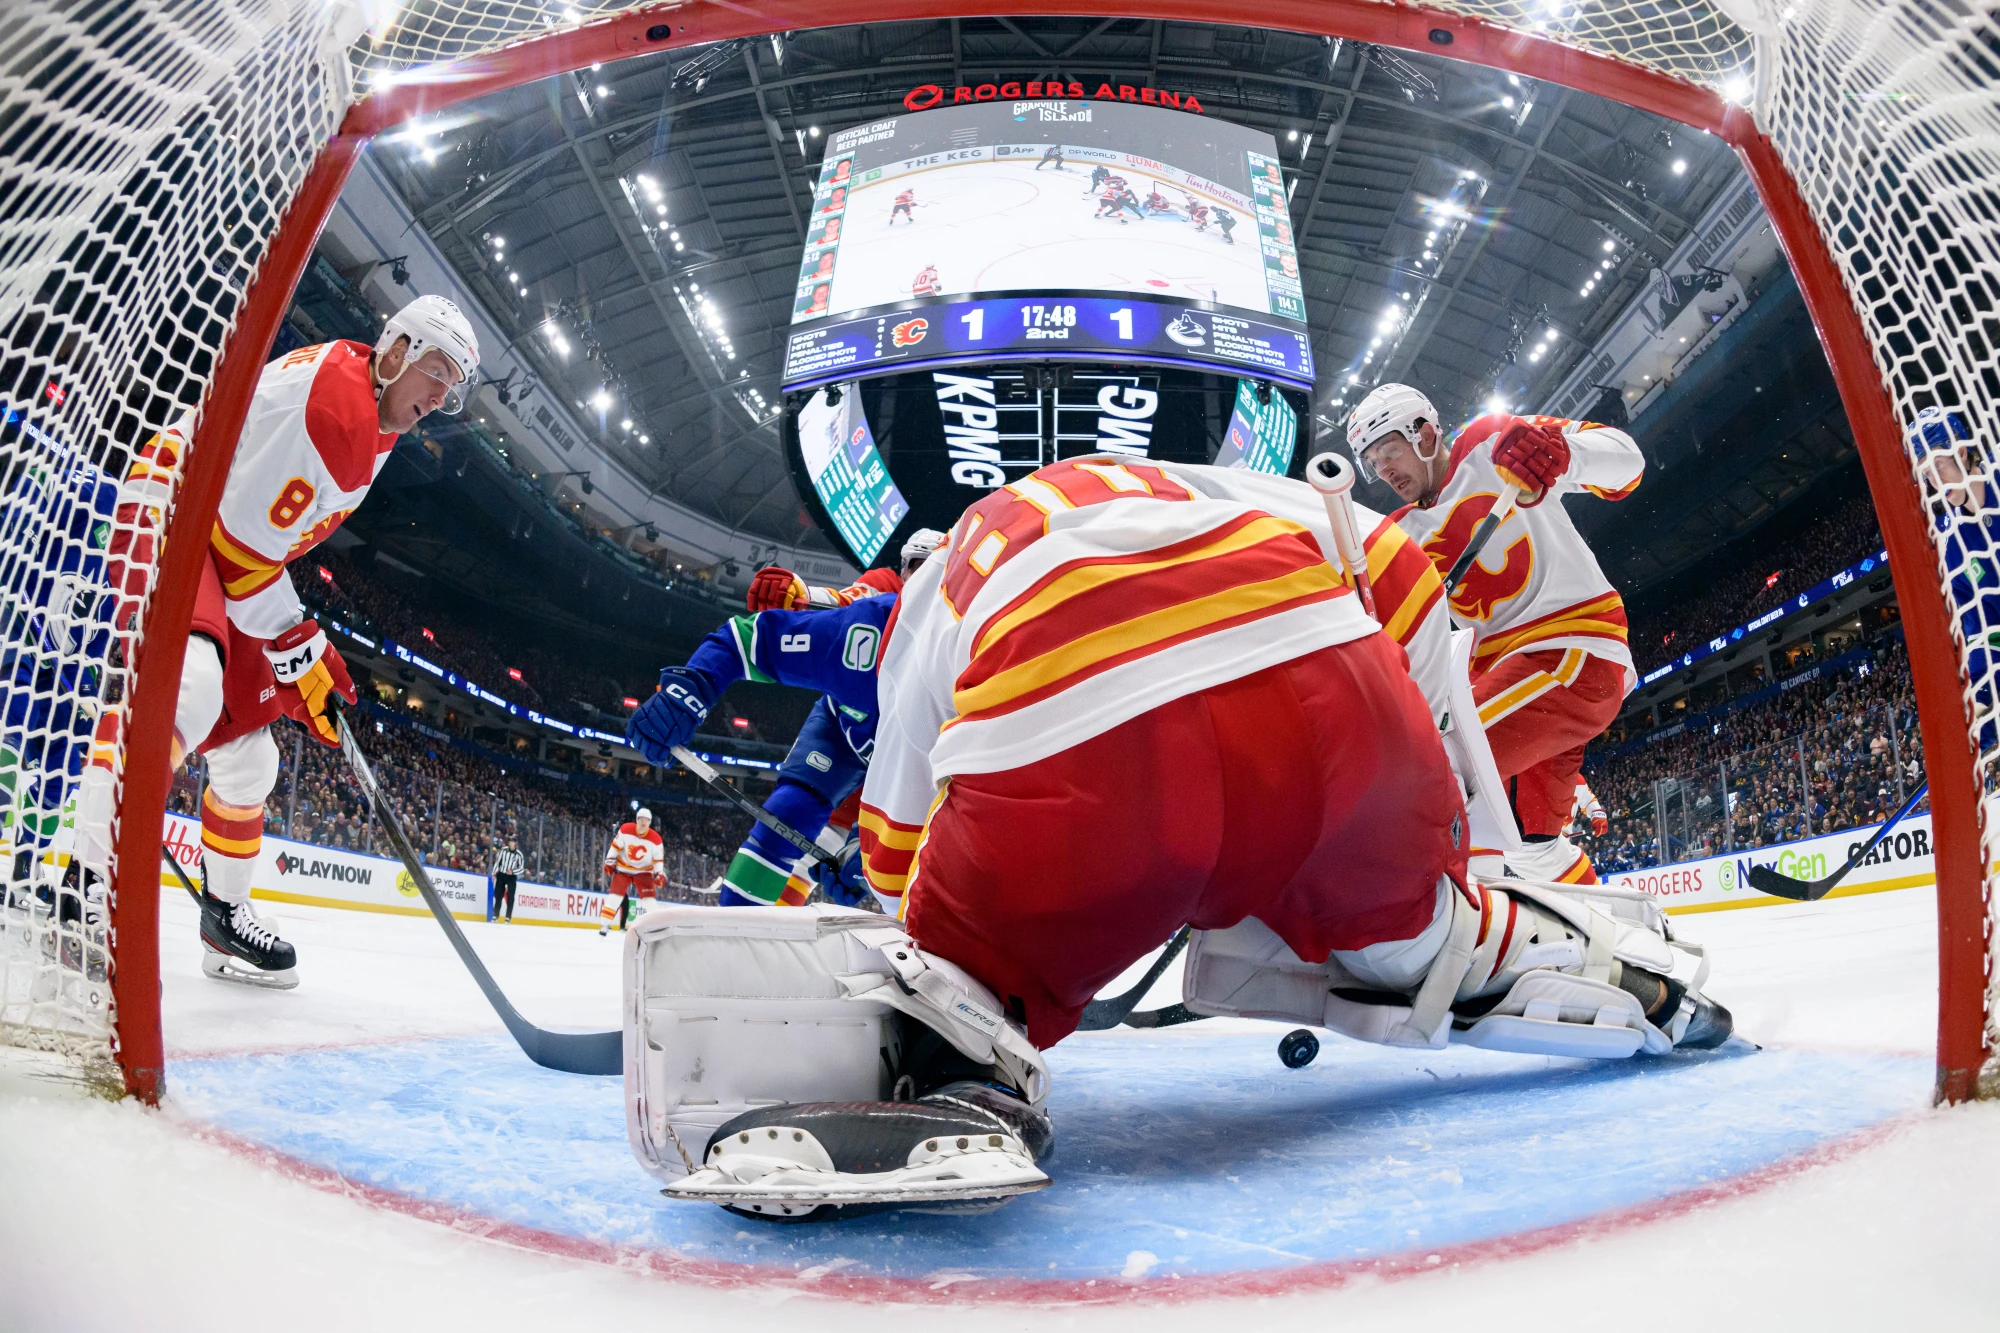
[1470, 592, 1629, 670]
[859, 801, 926, 907]
[946, 510, 1345, 730]
[1360, 515, 1445, 649]
[209, 520, 288, 602]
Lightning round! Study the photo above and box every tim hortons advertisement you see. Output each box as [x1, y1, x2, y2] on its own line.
[1601, 812, 1936, 913]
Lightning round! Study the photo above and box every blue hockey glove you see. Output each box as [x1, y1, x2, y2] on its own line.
[627, 666, 715, 763]
[811, 836, 869, 908]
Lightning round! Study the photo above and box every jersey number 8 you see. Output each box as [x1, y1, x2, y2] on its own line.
[267, 477, 316, 529]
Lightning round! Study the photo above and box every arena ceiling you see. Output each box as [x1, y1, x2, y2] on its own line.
[375, 18, 1758, 553]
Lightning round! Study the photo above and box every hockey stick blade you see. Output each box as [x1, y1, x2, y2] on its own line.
[1121, 1002, 1209, 1029]
[337, 711, 622, 1076]
[1075, 925, 1191, 1031]
[670, 744, 838, 870]
[1745, 780, 1929, 902]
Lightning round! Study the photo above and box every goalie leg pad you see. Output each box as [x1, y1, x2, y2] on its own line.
[624, 905, 1049, 1190]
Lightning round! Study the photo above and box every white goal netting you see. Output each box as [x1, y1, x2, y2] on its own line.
[1, 0, 1994, 1096]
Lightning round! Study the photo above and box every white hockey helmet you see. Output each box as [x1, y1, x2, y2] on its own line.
[635, 807, 653, 824]
[900, 527, 947, 574]
[375, 294, 480, 414]
[1346, 382, 1440, 483]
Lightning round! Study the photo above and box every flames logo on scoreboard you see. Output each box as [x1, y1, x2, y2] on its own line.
[891, 317, 930, 348]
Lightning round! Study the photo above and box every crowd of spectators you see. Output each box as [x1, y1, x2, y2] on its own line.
[1627, 491, 1884, 675]
[1578, 637, 1920, 874]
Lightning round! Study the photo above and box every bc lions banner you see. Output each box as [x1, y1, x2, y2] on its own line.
[1602, 811, 1937, 912]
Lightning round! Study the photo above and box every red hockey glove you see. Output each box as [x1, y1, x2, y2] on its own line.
[1591, 812, 1610, 836]
[1489, 418, 1570, 498]
[265, 619, 356, 747]
[746, 565, 808, 612]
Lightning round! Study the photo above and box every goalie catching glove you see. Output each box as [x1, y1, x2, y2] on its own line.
[1489, 417, 1570, 498]
[264, 619, 355, 747]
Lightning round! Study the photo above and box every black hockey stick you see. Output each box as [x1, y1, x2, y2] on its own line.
[161, 846, 204, 904]
[337, 710, 622, 1077]
[1121, 1002, 1209, 1029]
[670, 744, 839, 871]
[1747, 779, 1929, 902]
[1075, 925, 1192, 1031]
[1442, 481, 1524, 594]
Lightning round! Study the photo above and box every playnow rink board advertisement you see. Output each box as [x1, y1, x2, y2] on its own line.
[783, 99, 1313, 391]
[159, 813, 620, 929]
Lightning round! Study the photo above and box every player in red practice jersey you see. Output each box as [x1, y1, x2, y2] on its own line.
[1349, 383, 1642, 886]
[601, 807, 666, 933]
[889, 189, 916, 225]
[116, 295, 479, 987]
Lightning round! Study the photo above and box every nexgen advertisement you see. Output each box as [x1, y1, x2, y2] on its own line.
[161, 814, 618, 929]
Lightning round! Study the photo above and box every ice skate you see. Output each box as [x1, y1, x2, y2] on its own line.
[665, 1080, 1052, 1221]
[199, 881, 298, 990]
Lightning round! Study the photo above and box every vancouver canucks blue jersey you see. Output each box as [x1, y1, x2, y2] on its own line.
[683, 595, 893, 760]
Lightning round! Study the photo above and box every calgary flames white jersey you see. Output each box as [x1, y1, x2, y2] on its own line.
[1390, 413, 1642, 688]
[605, 822, 665, 876]
[125, 340, 398, 640]
[855, 456, 1453, 909]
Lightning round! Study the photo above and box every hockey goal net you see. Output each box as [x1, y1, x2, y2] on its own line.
[0, 0, 1992, 1101]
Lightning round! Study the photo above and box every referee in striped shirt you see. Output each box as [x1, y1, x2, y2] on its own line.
[490, 841, 525, 923]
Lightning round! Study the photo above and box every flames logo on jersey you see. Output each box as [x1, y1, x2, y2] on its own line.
[891, 318, 930, 348]
[1424, 493, 1533, 622]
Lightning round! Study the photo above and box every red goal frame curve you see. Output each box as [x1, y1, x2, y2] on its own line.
[108, 0, 1989, 1105]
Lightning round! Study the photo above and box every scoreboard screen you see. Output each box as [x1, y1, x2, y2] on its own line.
[782, 99, 1312, 392]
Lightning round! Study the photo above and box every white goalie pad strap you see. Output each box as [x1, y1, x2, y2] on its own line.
[844, 926, 1050, 1110]
[1500, 879, 1676, 980]
[1452, 970, 1669, 1059]
[1442, 629, 1525, 868]
[624, 905, 906, 1183]
[1182, 915, 1367, 1027]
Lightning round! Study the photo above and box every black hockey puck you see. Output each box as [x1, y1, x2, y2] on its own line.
[1278, 1028, 1319, 1069]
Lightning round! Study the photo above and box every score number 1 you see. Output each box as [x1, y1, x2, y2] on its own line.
[1110, 308, 1132, 340]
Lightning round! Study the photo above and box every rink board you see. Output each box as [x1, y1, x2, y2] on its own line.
[1607, 812, 1937, 915]
[170, 1028, 1926, 1293]
[160, 812, 616, 928]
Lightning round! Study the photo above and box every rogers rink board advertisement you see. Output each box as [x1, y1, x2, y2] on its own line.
[782, 99, 1313, 392]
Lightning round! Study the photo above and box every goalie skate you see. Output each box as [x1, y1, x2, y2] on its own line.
[664, 1081, 1052, 1221]
[199, 886, 299, 990]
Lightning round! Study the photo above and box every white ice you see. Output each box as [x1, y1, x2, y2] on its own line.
[3, 887, 1998, 1330]
[822, 159, 1269, 316]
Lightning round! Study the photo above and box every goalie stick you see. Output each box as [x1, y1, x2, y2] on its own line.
[1075, 925, 1192, 1030]
[336, 709, 623, 1077]
[1747, 779, 1929, 902]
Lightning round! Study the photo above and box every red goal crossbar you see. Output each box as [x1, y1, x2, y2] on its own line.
[108, 0, 1989, 1103]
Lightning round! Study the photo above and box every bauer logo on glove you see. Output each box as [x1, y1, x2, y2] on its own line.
[263, 618, 356, 747]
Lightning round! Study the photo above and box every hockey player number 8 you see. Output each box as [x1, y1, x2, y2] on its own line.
[267, 477, 316, 529]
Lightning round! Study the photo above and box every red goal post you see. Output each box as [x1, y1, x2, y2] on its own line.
[3, 0, 1989, 1103]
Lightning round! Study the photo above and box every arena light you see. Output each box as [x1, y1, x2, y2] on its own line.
[1673, 158, 1688, 174]
[591, 387, 613, 411]
[1603, 239, 1616, 252]
[508, 668, 523, 681]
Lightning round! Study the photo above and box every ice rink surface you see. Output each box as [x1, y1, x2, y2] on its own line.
[4, 884, 1999, 1330]
[823, 160, 1269, 316]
